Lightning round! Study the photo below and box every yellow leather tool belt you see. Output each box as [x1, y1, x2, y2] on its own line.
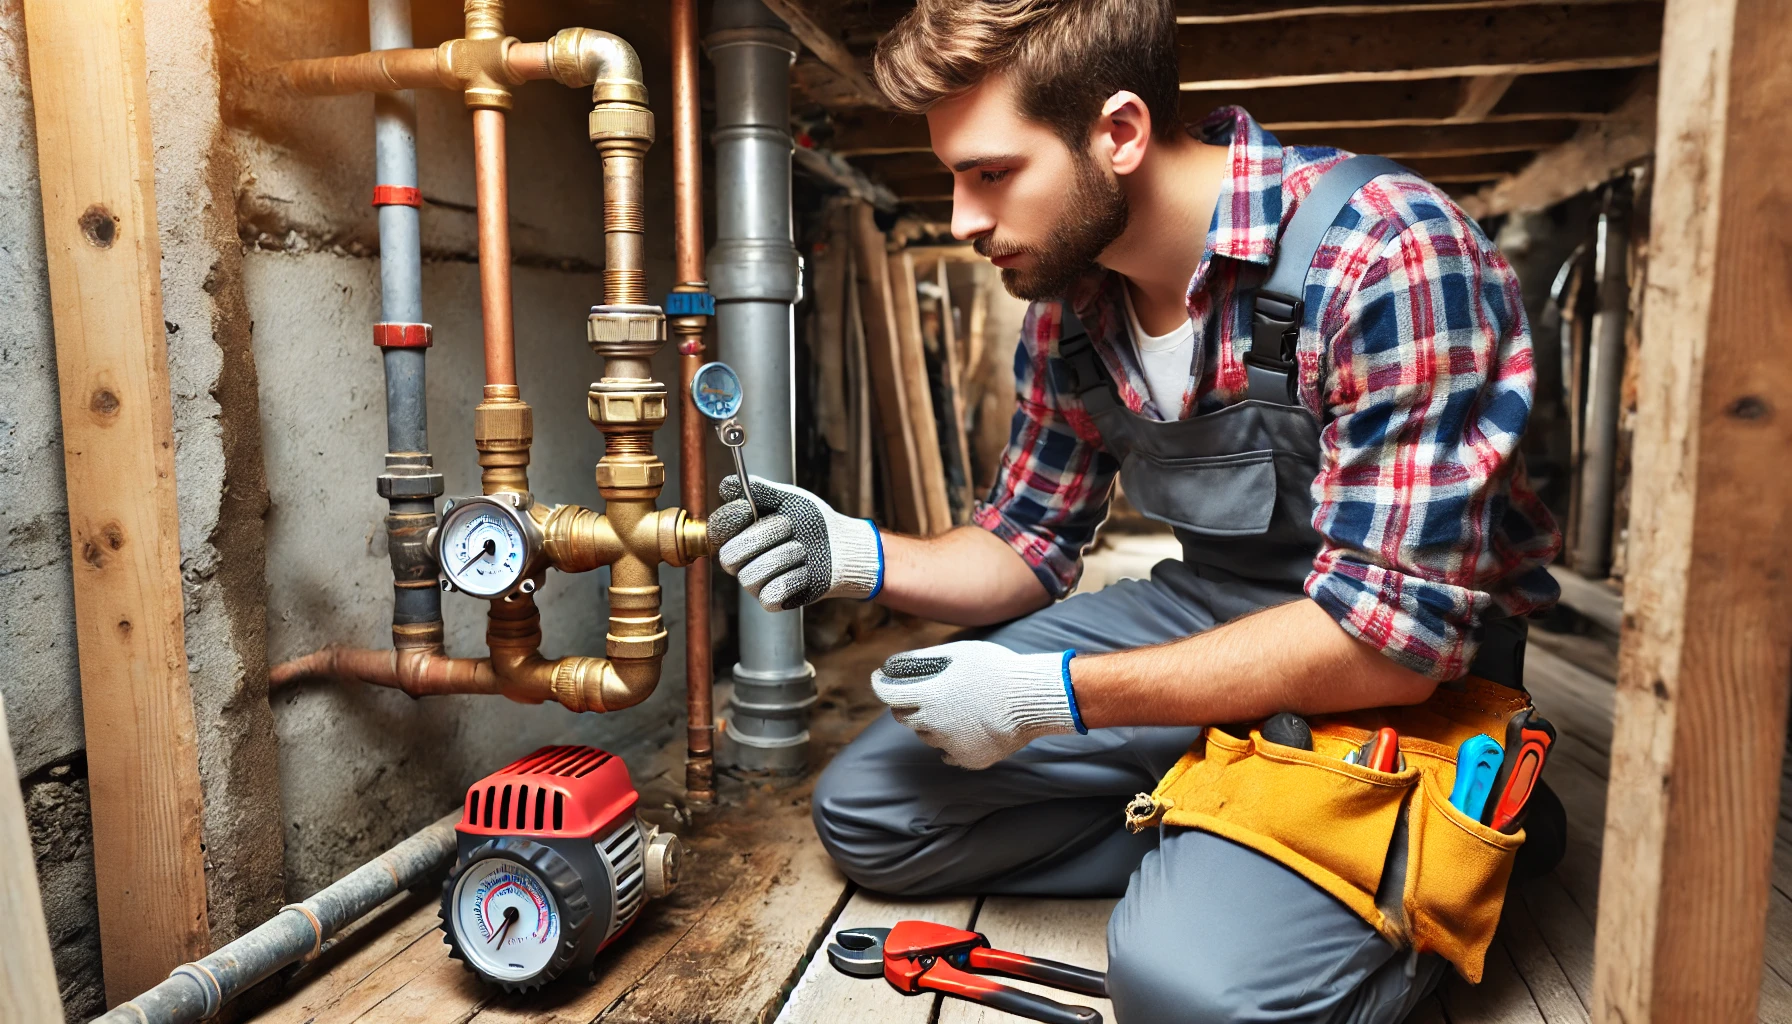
[1124, 677, 1533, 983]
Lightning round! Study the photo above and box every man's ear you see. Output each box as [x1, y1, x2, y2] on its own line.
[1095, 90, 1153, 176]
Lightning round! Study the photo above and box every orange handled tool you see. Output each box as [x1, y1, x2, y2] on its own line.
[1485, 709, 1555, 833]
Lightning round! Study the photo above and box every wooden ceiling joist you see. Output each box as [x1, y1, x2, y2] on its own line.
[1177, 2, 1662, 88]
[762, 0, 886, 108]
[1176, 0, 1657, 23]
[1185, 67, 1645, 128]
[1271, 119, 1579, 157]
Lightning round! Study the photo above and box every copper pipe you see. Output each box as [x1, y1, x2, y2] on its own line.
[672, 0, 703, 286]
[671, 0, 714, 802]
[283, 48, 450, 95]
[269, 644, 497, 696]
[472, 108, 516, 386]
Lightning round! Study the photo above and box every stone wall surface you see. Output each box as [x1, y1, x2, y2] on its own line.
[2, 0, 695, 1016]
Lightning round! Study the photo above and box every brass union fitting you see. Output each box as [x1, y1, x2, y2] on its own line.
[474, 385, 533, 500]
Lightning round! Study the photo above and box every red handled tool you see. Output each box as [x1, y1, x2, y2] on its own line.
[828, 920, 1106, 1024]
[1485, 709, 1556, 833]
[1345, 727, 1404, 772]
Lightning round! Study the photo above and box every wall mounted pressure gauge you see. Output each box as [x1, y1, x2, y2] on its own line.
[443, 746, 681, 993]
[436, 494, 541, 599]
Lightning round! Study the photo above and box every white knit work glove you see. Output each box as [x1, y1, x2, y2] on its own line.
[872, 641, 1084, 770]
[709, 475, 883, 611]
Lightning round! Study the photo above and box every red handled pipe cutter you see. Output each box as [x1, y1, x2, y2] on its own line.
[827, 920, 1107, 1024]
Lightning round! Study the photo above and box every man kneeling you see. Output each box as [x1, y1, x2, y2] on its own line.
[707, 2, 1561, 1020]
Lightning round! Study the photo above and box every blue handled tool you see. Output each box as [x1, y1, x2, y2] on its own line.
[1449, 734, 1504, 821]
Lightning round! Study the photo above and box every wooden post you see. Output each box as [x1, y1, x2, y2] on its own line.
[1591, 1, 1792, 1021]
[852, 204, 929, 535]
[888, 250, 952, 533]
[0, 697, 64, 1023]
[23, 0, 211, 1003]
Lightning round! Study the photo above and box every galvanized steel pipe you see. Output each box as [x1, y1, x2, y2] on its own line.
[91, 812, 460, 1024]
[369, 0, 447, 652]
[706, 0, 814, 772]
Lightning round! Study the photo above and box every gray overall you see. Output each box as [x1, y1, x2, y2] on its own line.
[814, 159, 1497, 1023]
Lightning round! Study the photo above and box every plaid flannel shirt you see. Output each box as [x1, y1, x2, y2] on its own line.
[972, 107, 1561, 680]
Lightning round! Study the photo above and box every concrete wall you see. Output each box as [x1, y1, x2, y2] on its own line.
[0, 1, 695, 1017]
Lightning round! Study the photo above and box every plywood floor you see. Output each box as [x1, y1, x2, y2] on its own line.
[242, 611, 1792, 1024]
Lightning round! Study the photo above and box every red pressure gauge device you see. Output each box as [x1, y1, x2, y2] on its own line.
[441, 746, 682, 991]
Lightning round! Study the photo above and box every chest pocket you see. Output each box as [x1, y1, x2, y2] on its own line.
[1117, 449, 1277, 537]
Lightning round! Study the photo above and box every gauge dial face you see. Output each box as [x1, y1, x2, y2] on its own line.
[439, 499, 530, 598]
[691, 362, 744, 421]
[452, 858, 562, 982]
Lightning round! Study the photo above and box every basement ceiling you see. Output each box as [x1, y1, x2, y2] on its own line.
[767, 0, 1664, 220]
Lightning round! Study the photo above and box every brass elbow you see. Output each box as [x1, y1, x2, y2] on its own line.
[543, 28, 649, 106]
[484, 594, 660, 714]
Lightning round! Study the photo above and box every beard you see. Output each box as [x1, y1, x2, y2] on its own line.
[975, 151, 1130, 301]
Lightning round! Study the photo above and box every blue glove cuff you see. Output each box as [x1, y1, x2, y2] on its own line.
[1061, 650, 1087, 734]
[865, 520, 885, 601]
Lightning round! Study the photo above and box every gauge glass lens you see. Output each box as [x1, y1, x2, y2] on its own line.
[441, 502, 527, 597]
[453, 858, 562, 981]
[691, 362, 744, 421]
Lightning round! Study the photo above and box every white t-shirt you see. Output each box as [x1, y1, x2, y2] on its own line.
[1121, 286, 1196, 420]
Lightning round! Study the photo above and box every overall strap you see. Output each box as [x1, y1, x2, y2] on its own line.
[1246, 155, 1407, 405]
[1056, 306, 1121, 417]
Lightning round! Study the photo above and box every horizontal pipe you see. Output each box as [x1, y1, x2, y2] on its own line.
[282, 30, 644, 101]
[283, 46, 450, 95]
[93, 812, 460, 1024]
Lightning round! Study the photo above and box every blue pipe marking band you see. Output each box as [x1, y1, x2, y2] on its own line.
[866, 521, 885, 600]
[1061, 650, 1087, 734]
[665, 291, 716, 316]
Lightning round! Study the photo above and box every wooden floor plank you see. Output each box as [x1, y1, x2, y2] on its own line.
[1495, 895, 1588, 1023]
[1523, 648, 1614, 758]
[596, 817, 850, 1024]
[350, 951, 493, 1024]
[937, 897, 1116, 1024]
[252, 891, 445, 1024]
[1513, 875, 1596, 1013]
[1759, 959, 1792, 1024]
[1442, 936, 1545, 1024]
[775, 891, 978, 1023]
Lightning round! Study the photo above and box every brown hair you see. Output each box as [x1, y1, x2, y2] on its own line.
[873, 0, 1183, 150]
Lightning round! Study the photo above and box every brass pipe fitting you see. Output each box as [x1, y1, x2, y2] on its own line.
[474, 384, 532, 500]
[277, 7, 703, 731]
[485, 596, 659, 714]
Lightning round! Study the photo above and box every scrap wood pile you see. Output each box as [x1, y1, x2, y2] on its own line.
[799, 197, 1023, 542]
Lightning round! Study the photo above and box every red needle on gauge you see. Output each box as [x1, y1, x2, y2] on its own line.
[488, 905, 519, 947]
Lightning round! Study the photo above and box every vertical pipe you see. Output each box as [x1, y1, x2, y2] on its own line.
[371, 0, 445, 645]
[672, 0, 715, 801]
[1573, 190, 1630, 580]
[472, 107, 517, 386]
[706, 0, 813, 772]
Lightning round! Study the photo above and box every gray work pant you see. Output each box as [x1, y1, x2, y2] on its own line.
[813, 560, 1446, 1024]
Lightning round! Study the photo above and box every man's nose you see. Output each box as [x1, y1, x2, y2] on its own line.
[950, 182, 994, 242]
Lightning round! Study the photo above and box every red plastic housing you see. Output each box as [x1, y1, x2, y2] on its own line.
[457, 746, 638, 841]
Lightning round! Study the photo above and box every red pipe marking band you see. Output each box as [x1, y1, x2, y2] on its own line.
[374, 322, 433, 349]
[372, 185, 423, 208]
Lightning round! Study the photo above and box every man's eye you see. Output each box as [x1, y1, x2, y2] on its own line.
[979, 169, 1009, 184]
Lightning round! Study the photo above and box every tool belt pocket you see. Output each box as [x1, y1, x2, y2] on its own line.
[1125, 678, 1531, 983]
